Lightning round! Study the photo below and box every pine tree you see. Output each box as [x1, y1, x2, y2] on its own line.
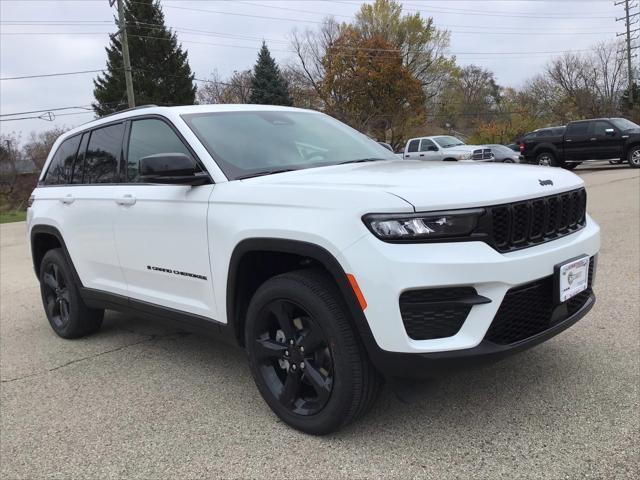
[249, 43, 293, 106]
[93, 0, 196, 116]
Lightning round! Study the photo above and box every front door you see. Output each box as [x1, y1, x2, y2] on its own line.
[418, 138, 443, 161]
[564, 121, 592, 161]
[112, 117, 217, 319]
[590, 120, 623, 160]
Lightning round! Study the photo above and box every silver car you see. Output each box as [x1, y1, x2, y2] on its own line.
[487, 144, 524, 163]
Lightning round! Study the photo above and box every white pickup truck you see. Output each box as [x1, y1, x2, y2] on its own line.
[403, 135, 494, 162]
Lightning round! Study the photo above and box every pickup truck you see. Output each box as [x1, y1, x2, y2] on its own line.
[520, 118, 640, 169]
[402, 135, 494, 162]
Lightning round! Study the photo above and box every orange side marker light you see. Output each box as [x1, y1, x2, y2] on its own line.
[346, 274, 367, 311]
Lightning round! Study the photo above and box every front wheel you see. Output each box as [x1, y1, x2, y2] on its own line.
[536, 152, 557, 167]
[245, 269, 380, 435]
[628, 146, 640, 168]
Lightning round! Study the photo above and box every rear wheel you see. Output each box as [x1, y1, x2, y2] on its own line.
[39, 249, 103, 338]
[503, 158, 515, 163]
[245, 269, 380, 435]
[628, 146, 640, 168]
[536, 151, 557, 167]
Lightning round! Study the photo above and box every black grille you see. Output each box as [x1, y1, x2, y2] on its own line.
[488, 188, 586, 252]
[485, 257, 595, 345]
[400, 287, 476, 340]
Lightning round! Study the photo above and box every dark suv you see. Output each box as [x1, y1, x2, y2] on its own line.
[520, 118, 640, 169]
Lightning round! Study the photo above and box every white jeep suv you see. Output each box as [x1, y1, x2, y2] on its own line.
[28, 105, 600, 435]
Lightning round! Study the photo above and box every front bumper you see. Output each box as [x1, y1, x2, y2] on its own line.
[367, 291, 594, 379]
[340, 215, 600, 358]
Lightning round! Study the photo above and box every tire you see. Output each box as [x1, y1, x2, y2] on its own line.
[562, 162, 580, 170]
[628, 146, 640, 168]
[536, 151, 557, 167]
[503, 158, 515, 163]
[245, 269, 381, 435]
[39, 249, 104, 339]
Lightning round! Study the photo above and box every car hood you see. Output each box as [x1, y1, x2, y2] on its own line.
[242, 160, 584, 211]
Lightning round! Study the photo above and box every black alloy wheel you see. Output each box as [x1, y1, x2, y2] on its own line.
[253, 298, 333, 416]
[39, 248, 103, 338]
[245, 269, 381, 435]
[42, 262, 71, 330]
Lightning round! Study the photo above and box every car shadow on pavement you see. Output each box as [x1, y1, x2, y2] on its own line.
[98, 309, 595, 441]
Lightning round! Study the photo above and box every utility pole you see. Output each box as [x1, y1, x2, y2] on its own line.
[616, 0, 639, 105]
[112, 0, 135, 108]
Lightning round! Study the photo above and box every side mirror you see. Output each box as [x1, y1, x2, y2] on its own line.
[427, 145, 438, 152]
[139, 153, 209, 185]
[605, 128, 616, 136]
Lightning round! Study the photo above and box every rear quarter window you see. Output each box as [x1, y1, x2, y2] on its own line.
[42, 135, 81, 185]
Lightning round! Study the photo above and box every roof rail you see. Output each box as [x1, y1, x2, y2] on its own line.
[96, 104, 159, 120]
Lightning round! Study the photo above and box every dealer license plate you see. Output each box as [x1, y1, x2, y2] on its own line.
[556, 256, 589, 303]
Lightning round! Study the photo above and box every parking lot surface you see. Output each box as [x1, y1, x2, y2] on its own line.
[1, 164, 639, 479]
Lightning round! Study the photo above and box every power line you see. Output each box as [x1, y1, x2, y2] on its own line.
[0, 105, 93, 117]
[0, 69, 118, 80]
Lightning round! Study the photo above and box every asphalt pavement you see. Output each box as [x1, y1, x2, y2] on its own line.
[1, 163, 638, 479]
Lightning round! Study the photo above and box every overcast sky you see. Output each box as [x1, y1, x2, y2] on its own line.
[0, 0, 633, 142]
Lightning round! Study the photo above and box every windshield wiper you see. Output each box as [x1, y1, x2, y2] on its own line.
[338, 157, 387, 165]
[236, 168, 296, 180]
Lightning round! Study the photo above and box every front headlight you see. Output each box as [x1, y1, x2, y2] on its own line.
[363, 209, 484, 241]
[458, 152, 472, 160]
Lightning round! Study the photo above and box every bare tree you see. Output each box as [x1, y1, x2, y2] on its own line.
[22, 127, 66, 171]
[0, 134, 19, 202]
[197, 69, 252, 104]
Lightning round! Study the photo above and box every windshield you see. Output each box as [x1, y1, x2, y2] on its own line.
[181, 110, 397, 180]
[433, 136, 465, 148]
[610, 118, 640, 131]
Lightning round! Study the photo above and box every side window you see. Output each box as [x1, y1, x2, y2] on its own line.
[407, 139, 420, 152]
[42, 135, 81, 185]
[126, 118, 193, 182]
[420, 139, 436, 151]
[84, 123, 125, 184]
[566, 122, 589, 136]
[71, 133, 89, 184]
[592, 121, 612, 136]
[536, 130, 551, 137]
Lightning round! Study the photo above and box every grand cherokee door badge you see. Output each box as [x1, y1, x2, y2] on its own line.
[147, 265, 207, 281]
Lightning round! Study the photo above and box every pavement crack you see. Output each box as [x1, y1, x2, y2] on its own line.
[1, 331, 190, 384]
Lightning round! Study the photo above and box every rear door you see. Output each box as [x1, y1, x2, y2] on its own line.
[38, 124, 128, 296]
[404, 139, 420, 159]
[111, 116, 217, 319]
[418, 138, 443, 161]
[564, 121, 592, 161]
[590, 120, 623, 160]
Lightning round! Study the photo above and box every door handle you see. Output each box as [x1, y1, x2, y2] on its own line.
[115, 194, 136, 206]
[590, 138, 597, 141]
[60, 194, 74, 205]
[405, 155, 410, 158]
[566, 139, 572, 142]
[419, 154, 425, 157]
